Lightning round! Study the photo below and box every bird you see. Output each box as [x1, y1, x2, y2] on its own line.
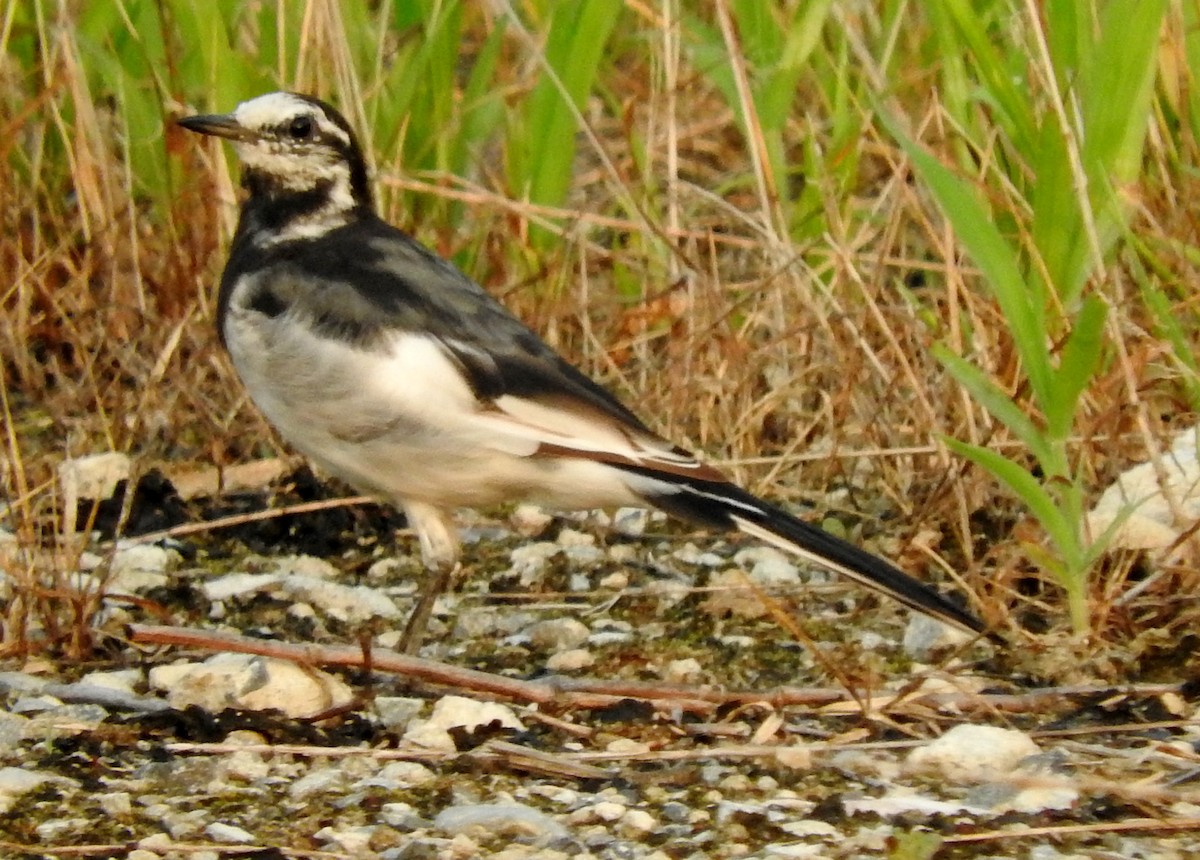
[177, 91, 986, 653]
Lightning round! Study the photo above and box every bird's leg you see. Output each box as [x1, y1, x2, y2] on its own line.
[397, 500, 461, 655]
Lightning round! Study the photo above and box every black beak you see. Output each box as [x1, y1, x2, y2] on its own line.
[177, 113, 253, 142]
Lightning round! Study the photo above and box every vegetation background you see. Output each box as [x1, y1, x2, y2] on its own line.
[3, 0, 1200, 676]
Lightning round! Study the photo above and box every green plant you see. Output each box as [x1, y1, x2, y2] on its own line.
[887, 0, 1168, 633]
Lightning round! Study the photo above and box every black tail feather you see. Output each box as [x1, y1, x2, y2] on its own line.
[638, 474, 986, 636]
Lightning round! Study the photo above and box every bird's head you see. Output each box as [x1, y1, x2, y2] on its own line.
[179, 92, 372, 227]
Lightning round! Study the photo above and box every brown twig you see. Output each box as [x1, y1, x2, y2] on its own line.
[941, 817, 1200, 845]
[127, 624, 1191, 718]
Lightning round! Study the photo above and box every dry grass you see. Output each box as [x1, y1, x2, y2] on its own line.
[3, 3, 1200, 677]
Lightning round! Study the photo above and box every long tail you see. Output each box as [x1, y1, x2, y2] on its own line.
[631, 471, 985, 635]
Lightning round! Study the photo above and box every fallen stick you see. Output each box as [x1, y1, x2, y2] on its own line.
[128, 624, 1187, 717]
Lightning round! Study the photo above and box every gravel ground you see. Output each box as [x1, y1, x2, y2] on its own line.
[1, 466, 1198, 859]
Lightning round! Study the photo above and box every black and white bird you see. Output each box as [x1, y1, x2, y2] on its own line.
[178, 92, 985, 651]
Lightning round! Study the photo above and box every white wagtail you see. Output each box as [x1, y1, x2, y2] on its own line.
[178, 92, 986, 651]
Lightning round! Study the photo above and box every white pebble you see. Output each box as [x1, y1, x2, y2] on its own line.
[908, 724, 1040, 783]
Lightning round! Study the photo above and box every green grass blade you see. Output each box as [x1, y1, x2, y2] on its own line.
[1045, 294, 1107, 441]
[932, 344, 1054, 471]
[942, 436, 1078, 560]
[887, 115, 1053, 409]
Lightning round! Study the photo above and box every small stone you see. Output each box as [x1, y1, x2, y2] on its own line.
[273, 554, 339, 579]
[201, 571, 284, 602]
[590, 800, 626, 822]
[98, 792, 133, 816]
[290, 766, 346, 799]
[221, 749, 270, 782]
[527, 618, 590, 652]
[607, 544, 638, 563]
[598, 570, 629, 589]
[855, 631, 888, 650]
[357, 761, 435, 789]
[734, 547, 800, 586]
[0, 712, 29, 752]
[379, 801, 424, 828]
[908, 724, 1041, 783]
[366, 557, 404, 581]
[511, 504, 554, 537]
[508, 542, 561, 583]
[546, 649, 594, 672]
[403, 695, 525, 752]
[148, 654, 353, 718]
[557, 528, 595, 548]
[613, 507, 648, 537]
[283, 576, 402, 624]
[903, 614, 973, 658]
[606, 737, 650, 754]
[0, 767, 61, 815]
[434, 802, 569, 841]
[563, 544, 605, 564]
[57, 452, 130, 533]
[108, 544, 175, 592]
[79, 669, 142, 696]
[620, 809, 656, 834]
[36, 818, 87, 840]
[137, 833, 174, 851]
[205, 822, 255, 844]
[314, 825, 377, 853]
[373, 696, 424, 730]
[662, 658, 703, 684]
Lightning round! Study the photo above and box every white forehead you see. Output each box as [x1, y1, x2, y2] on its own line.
[231, 92, 352, 151]
[233, 92, 313, 128]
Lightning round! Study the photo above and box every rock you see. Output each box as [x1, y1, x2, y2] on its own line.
[702, 569, 767, 619]
[98, 792, 133, 816]
[205, 565, 401, 624]
[508, 542, 561, 584]
[902, 613, 973, 658]
[598, 570, 629, 589]
[435, 802, 569, 842]
[205, 822, 255, 844]
[620, 808, 657, 835]
[314, 825, 377, 853]
[1086, 423, 1200, 563]
[546, 649, 594, 672]
[289, 767, 347, 799]
[283, 575, 402, 624]
[0, 767, 77, 814]
[78, 668, 142, 696]
[356, 761, 436, 790]
[374, 696, 424, 730]
[201, 572, 284, 601]
[662, 658, 703, 684]
[379, 801, 425, 829]
[734, 547, 800, 585]
[607, 543, 638, 563]
[0, 712, 29, 752]
[108, 544, 174, 592]
[527, 618, 589, 652]
[274, 554, 340, 579]
[907, 724, 1041, 783]
[556, 527, 595, 548]
[563, 544, 605, 564]
[148, 654, 354, 718]
[403, 695, 525, 752]
[57, 452, 131, 534]
[588, 800, 627, 822]
[673, 543, 725, 566]
[511, 504, 554, 537]
[613, 507, 648, 537]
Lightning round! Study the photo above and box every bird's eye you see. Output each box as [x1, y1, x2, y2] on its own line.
[288, 116, 314, 140]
